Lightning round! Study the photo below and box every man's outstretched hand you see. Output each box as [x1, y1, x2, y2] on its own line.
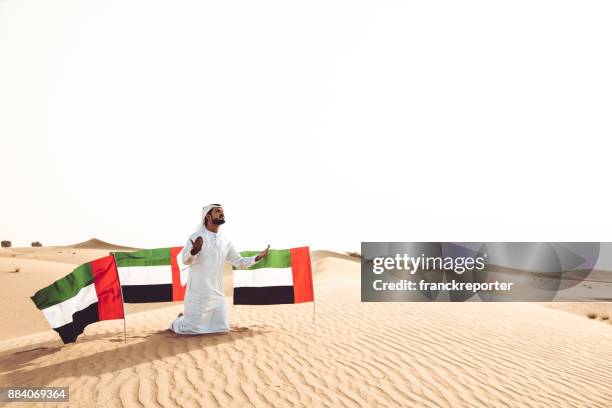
[255, 244, 271, 262]
[190, 236, 203, 256]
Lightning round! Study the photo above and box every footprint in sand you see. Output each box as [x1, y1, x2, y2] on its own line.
[230, 326, 251, 332]
[230, 324, 272, 333]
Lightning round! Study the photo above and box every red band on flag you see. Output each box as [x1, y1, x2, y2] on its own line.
[90, 256, 124, 320]
[290, 247, 314, 303]
[170, 247, 186, 301]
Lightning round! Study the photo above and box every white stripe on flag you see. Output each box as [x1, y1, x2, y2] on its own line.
[118, 265, 172, 286]
[42, 283, 98, 328]
[233, 267, 294, 288]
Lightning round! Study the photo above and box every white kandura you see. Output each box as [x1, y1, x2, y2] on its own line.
[170, 204, 260, 334]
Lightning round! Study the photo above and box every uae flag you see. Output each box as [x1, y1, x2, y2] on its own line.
[30, 256, 124, 343]
[113, 247, 187, 303]
[233, 247, 314, 305]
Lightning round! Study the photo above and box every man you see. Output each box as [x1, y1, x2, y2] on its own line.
[170, 203, 270, 334]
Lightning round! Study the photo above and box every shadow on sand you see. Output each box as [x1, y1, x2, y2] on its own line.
[0, 325, 269, 385]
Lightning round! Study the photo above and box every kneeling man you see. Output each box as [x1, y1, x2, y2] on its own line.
[171, 203, 269, 334]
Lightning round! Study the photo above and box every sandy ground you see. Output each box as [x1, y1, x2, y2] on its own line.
[1, 242, 612, 407]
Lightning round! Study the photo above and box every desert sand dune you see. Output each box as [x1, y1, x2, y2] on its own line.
[70, 238, 140, 251]
[1, 248, 612, 407]
[310, 250, 360, 264]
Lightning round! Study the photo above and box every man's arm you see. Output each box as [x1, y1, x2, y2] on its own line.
[226, 243, 269, 269]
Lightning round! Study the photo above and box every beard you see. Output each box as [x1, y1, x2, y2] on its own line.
[212, 217, 225, 225]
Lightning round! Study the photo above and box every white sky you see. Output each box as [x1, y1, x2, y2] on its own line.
[1, 0, 611, 252]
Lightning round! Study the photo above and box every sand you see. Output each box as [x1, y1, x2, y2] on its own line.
[1, 242, 612, 407]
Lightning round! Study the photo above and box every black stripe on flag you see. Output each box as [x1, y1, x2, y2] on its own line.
[233, 286, 295, 305]
[54, 302, 99, 344]
[121, 284, 173, 303]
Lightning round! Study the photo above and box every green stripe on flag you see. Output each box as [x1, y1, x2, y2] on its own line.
[234, 249, 291, 270]
[113, 248, 171, 267]
[31, 263, 94, 310]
